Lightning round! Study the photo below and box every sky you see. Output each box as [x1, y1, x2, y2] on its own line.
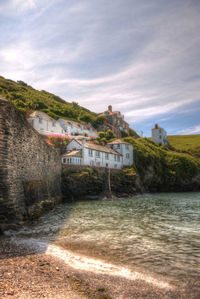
[0, 0, 200, 137]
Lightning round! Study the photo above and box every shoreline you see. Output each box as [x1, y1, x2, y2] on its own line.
[0, 237, 193, 299]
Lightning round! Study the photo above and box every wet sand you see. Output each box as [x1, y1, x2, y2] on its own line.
[0, 237, 198, 299]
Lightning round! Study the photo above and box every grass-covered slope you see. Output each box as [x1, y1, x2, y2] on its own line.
[168, 135, 200, 158]
[124, 137, 200, 192]
[0, 76, 105, 129]
[0, 75, 139, 135]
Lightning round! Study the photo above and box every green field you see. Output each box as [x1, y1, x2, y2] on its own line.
[168, 135, 200, 158]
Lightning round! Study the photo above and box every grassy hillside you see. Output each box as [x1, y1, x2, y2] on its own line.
[0, 76, 106, 129]
[168, 135, 200, 158]
[0, 75, 140, 135]
[124, 137, 200, 191]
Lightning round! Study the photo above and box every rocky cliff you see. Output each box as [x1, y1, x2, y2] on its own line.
[62, 165, 142, 200]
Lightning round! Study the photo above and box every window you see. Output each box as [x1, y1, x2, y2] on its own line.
[106, 163, 109, 167]
[39, 118, 42, 123]
[96, 151, 100, 157]
[114, 164, 117, 168]
[105, 153, 109, 160]
[63, 158, 66, 164]
[125, 144, 129, 150]
[159, 129, 161, 133]
[159, 135, 162, 139]
[52, 121, 56, 127]
[114, 155, 117, 161]
[90, 161, 94, 166]
[116, 144, 120, 149]
[126, 153, 130, 159]
[89, 149, 93, 157]
[117, 156, 120, 162]
[96, 162, 100, 166]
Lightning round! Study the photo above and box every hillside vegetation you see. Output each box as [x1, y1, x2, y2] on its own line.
[124, 137, 200, 192]
[0, 76, 106, 129]
[168, 135, 200, 158]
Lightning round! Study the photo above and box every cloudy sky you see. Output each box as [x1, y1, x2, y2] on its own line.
[0, 0, 200, 136]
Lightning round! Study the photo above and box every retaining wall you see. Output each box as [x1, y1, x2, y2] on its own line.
[0, 96, 62, 231]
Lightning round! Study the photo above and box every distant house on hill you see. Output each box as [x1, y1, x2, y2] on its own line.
[98, 105, 130, 138]
[62, 138, 133, 169]
[152, 124, 169, 145]
[58, 118, 98, 137]
[27, 111, 65, 136]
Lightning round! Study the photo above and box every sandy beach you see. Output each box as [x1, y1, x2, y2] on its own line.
[1, 236, 197, 299]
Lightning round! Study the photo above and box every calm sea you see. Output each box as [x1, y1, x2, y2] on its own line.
[10, 192, 200, 290]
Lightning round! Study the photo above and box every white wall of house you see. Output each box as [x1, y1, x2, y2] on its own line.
[110, 143, 133, 166]
[82, 148, 122, 168]
[152, 128, 168, 145]
[58, 118, 97, 137]
[65, 140, 123, 168]
[28, 117, 65, 136]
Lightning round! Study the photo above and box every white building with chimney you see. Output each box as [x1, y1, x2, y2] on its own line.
[107, 139, 134, 166]
[152, 124, 169, 145]
[62, 139, 133, 169]
[28, 111, 65, 136]
[58, 118, 98, 137]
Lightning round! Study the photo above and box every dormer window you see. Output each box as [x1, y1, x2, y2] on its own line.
[52, 121, 56, 127]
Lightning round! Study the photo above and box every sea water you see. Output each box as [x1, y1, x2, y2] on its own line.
[10, 192, 200, 289]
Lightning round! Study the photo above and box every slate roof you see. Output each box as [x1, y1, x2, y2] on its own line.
[70, 139, 121, 155]
[29, 111, 55, 122]
[63, 150, 82, 157]
[107, 139, 131, 145]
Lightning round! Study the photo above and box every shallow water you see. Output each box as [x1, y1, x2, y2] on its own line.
[11, 192, 200, 288]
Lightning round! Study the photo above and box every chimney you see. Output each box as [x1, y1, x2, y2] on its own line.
[108, 105, 112, 113]
[155, 124, 159, 129]
[82, 138, 86, 165]
[82, 138, 86, 148]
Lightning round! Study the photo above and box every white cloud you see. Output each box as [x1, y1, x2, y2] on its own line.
[11, 0, 36, 11]
[0, 0, 200, 135]
[179, 125, 200, 135]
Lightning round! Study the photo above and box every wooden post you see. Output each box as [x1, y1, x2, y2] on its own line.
[108, 168, 111, 194]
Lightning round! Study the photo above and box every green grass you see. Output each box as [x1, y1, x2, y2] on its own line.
[123, 137, 200, 188]
[0, 75, 105, 129]
[168, 135, 200, 158]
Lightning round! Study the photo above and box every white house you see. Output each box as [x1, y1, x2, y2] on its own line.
[152, 124, 169, 145]
[28, 111, 66, 136]
[62, 139, 123, 168]
[62, 138, 134, 169]
[58, 118, 98, 137]
[107, 139, 133, 166]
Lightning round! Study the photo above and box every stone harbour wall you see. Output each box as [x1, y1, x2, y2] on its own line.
[0, 97, 62, 231]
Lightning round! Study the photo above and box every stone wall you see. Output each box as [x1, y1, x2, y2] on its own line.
[0, 97, 62, 231]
